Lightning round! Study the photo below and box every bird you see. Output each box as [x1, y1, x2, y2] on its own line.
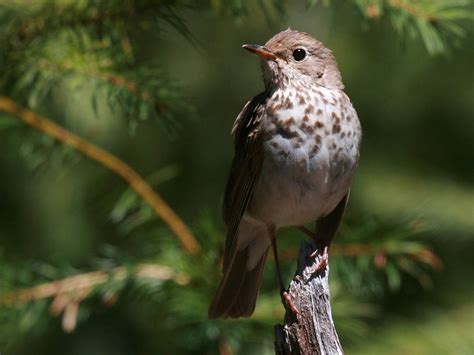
[208, 29, 362, 319]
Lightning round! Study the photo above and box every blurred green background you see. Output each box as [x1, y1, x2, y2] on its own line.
[0, 1, 473, 354]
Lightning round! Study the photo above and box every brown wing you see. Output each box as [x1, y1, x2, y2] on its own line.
[316, 191, 350, 248]
[222, 92, 268, 272]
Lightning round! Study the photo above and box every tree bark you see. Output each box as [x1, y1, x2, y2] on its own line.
[274, 241, 343, 355]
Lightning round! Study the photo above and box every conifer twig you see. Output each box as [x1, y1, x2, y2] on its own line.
[0, 263, 189, 304]
[16, 2, 161, 39]
[278, 243, 442, 269]
[388, 0, 436, 23]
[0, 96, 200, 254]
[0, 263, 189, 333]
[37, 59, 167, 113]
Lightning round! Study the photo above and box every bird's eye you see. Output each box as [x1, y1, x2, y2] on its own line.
[292, 48, 306, 61]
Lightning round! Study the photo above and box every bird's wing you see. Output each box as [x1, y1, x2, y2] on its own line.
[222, 92, 268, 272]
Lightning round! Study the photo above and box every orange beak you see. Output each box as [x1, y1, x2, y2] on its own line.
[242, 44, 277, 60]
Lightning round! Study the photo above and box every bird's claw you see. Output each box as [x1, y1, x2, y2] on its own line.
[282, 291, 299, 315]
[308, 246, 329, 274]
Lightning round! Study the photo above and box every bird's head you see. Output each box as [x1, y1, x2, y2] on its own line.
[243, 29, 344, 90]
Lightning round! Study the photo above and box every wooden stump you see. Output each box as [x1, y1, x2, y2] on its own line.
[274, 241, 343, 355]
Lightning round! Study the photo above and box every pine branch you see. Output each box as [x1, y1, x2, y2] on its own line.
[383, 0, 471, 54]
[276, 231, 442, 292]
[279, 242, 442, 269]
[9, 1, 192, 42]
[0, 263, 189, 332]
[0, 263, 189, 304]
[36, 58, 167, 114]
[10, 44, 185, 131]
[386, 0, 436, 23]
[309, 0, 472, 54]
[0, 96, 200, 254]
[364, 0, 438, 23]
[2, 2, 193, 135]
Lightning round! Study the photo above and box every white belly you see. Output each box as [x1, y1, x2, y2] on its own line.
[247, 86, 361, 226]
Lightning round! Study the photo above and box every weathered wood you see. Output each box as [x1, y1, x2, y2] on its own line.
[274, 241, 343, 355]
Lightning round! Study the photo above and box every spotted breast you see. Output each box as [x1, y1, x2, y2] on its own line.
[247, 85, 361, 227]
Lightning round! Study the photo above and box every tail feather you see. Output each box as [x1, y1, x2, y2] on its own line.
[208, 247, 268, 319]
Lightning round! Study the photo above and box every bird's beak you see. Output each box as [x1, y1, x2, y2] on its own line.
[242, 44, 277, 60]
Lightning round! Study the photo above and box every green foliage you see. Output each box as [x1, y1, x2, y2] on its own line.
[0, 212, 439, 353]
[308, 0, 472, 54]
[334, 218, 439, 296]
[1, 0, 193, 135]
[208, 0, 472, 54]
[110, 165, 180, 233]
[0, 0, 472, 354]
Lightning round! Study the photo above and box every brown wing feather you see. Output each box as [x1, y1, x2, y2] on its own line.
[316, 191, 350, 248]
[222, 92, 268, 272]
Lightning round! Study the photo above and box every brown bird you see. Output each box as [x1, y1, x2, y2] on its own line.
[208, 29, 361, 319]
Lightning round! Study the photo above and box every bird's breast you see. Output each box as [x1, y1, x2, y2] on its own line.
[248, 86, 361, 226]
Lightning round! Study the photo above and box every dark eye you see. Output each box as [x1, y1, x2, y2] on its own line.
[292, 48, 306, 61]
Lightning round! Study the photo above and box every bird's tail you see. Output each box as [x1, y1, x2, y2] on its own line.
[208, 220, 269, 319]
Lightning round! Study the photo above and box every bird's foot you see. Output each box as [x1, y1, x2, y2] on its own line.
[308, 246, 329, 274]
[281, 291, 299, 315]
